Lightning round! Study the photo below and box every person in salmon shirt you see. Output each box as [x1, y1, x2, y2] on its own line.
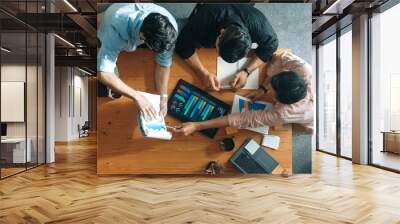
[175, 51, 314, 135]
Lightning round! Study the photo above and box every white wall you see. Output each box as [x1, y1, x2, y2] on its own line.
[1, 65, 26, 140]
[1, 63, 46, 164]
[312, 45, 317, 150]
[1, 65, 41, 138]
[55, 67, 70, 141]
[70, 72, 89, 139]
[54, 67, 89, 141]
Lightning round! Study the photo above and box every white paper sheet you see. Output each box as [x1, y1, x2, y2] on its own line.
[137, 91, 172, 140]
[217, 57, 259, 90]
[231, 95, 272, 135]
[245, 139, 260, 155]
[262, 135, 280, 150]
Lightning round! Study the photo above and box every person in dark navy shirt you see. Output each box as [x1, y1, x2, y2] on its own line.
[175, 4, 278, 91]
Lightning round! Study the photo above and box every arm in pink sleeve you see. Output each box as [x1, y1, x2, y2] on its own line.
[280, 52, 313, 85]
[228, 109, 284, 129]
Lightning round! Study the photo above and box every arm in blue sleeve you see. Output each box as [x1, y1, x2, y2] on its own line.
[97, 43, 120, 73]
[155, 48, 173, 67]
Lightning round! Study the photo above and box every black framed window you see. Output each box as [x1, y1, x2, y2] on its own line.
[317, 35, 337, 155]
[0, 0, 47, 179]
[369, 3, 400, 172]
[316, 24, 353, 160]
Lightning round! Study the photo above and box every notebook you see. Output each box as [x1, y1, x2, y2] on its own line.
[137, 91, 172, 140]
[217, 57, 259, 90]
[231, 95, 272, 135]
[262, 135, 280, 150]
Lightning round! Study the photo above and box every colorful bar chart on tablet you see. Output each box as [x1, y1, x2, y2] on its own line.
[168, 79, 231, 138]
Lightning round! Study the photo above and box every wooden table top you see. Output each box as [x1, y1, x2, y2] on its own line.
[97, 48, 292, 175]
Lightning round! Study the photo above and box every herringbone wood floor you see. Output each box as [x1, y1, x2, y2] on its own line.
[1, 135, 400, 224]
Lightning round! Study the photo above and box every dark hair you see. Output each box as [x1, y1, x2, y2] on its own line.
[140, 13, 177, 53]
[218, 25, 251, 63]
[270, 71, 307, 104]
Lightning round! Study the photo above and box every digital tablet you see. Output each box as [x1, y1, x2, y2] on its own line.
[168, 79, 231, 138]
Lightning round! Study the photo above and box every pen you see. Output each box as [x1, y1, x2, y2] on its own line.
[166, 125, 177, 131]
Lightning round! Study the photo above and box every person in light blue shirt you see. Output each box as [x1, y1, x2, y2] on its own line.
[97, 3, 178, 118]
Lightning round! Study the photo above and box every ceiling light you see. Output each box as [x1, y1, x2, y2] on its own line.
[77, 67, 93, 76]
[63, 0, 78, 12]
[323, 0, 343, 14]
[1, 47, 11, 53]
[54, 34, 75, 48]
[322, 0, 355, 15]
[76, 48, 85, 55]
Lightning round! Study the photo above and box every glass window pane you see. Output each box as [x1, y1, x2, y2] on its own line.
[318, 37, 337, 154]
[1, 31, 27, 177]
[371, 3, 400, 171]
[340, 29, 352, 158]
[1, 0, 46, 179]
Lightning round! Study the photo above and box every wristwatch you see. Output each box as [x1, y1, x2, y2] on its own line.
[259, 85, 267, 93]
[243, 68, 251, 77]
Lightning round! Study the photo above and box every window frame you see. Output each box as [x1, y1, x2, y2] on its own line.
[0, 0, 48, 180]
[315, 24, 353, 161]
[367, 3, 400, 173]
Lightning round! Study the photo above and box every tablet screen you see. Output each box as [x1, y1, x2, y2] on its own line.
[168, 79, 230, 138]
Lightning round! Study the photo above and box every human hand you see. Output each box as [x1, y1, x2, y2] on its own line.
[246, 89, 265, 102]
[160, 96, 168, 117]
[174, 122, 198, 136]
[135, 93, 157, 120]
[231, 70, 248, 90]
[201, 72, 220, 91]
